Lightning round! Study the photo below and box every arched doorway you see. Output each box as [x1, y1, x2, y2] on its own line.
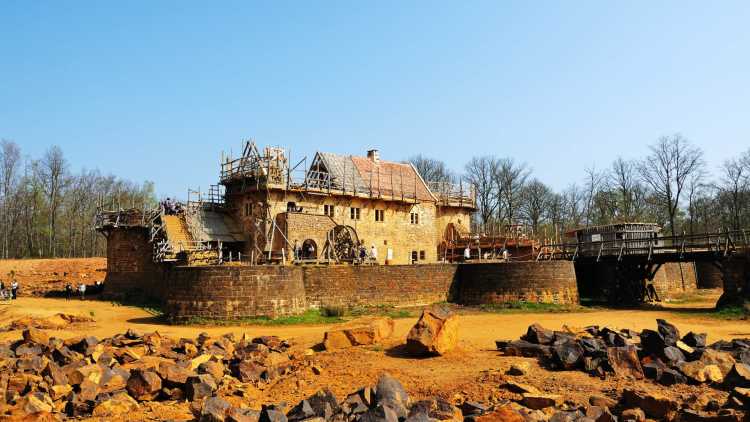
[302, 239, 318, 259]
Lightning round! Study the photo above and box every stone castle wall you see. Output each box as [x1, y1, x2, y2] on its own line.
[164, 266, 307, 323]
[102, 228, 164, 300]
[161, 261, 579, 321]
[301, 264, 459, 309]
[652, 262, 698, 298]
[456, 262, 579, 305]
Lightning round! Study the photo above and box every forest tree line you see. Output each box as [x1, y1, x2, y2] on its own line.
[0, 140, 157, 259]
[410, 133, 750, 242]
[1, 133, 748, 259]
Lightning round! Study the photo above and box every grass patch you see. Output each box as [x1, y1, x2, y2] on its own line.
[348, 305, 414, 319]
[177, 309, 345, 326]
[664, 290, 719, 305]
[477, 301, 588, 314]
[675, 306, 748, 320]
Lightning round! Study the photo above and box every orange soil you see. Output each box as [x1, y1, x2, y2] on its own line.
[0, 258, 106, 296]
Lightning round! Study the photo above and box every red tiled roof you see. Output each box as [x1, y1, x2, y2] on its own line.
[350, 157, 434, 202]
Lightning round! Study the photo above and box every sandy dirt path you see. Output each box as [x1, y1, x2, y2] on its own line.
[1, 295, 747, 347]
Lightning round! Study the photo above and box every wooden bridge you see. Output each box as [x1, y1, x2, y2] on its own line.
[536, 229, 750, 304]
[537, 229, 750, 263]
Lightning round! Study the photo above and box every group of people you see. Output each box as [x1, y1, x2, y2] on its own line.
[64, 282, 89, 300]
[292, 240, 316, 260]
[161, 197, 183, 215]
[1, 271, 19, 300]
[463, 246, 510, 261]
[353, 242, 378, 264]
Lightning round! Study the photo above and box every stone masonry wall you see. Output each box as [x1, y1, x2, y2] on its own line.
[102, 228, 163, 300]
[652, 262, 698, 299]
[301, 264, 458, 309]
[162, 261, 580, 321]
[456, 261, 579, 305]
[164, 266, 307, 323]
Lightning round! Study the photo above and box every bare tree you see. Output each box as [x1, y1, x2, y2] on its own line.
[408, 155, 454, 184]
[464, 156, 499, 227]
[638, 134, 705, 237]
[520, 179, 552, 236]
[685, 170, 708, 234]
[716, 157, 748, 231]
[610, 157, 641, 221]
[0, 140, 21, 258]
[495, 158, 530, 225]
[37, 146, 69, 257]
[583, 165, 605, 227]
[562, 184, 584, 230]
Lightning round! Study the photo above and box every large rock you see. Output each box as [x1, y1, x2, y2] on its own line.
[91, 392, 139, 417]
[523, 323, 555, 345]
[521, 393, 562, 410]
[682, 332, 708, 348]
[126, 369, 162, 401]
[323, 317, 394, 350]
[607, 346, 644, 379]
[656, 319, 680, 346]
[287, 388, 340, 421]
[552, 341, 584, 370]
[700, 349, 736, 377]
[474, 405, 524, 422]
[621, 389, 679, 419]
[375, 373, 410, 418]
[405, 306, 458, 356]
[22, 329, 49, 346]
[724, 363, 750, 388]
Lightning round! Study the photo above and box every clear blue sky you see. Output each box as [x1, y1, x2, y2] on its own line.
[2, 1, 748, 198]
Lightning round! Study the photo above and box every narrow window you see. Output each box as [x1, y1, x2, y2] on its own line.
[350, 207, 361, 220]
[410, 212, 419, 224]
[324, 204, 334, 217]
[375, 209, 384, 222]
[419, 250, 426, 260]
[411, 250, 418, 263]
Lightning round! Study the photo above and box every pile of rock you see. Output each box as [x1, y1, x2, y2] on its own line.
[0, 328, 311, 418]
[194, 372, 492, 422]
[198, 371, 747, 422]
[497, 319, 750, 410]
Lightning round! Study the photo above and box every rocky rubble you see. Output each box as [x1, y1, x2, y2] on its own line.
[497, 319, 750, 414]
[0, 328, 312, 419]
[195, 371, 747, 422]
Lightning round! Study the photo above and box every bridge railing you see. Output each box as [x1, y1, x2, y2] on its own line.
[537, 229, 749, 262]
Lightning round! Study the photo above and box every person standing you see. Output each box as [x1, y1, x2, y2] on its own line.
[370, 244, 378, 262]
[11, 279, 19, 300]
[463, 246, 471, 262]
[78, 283, 86, 300]
[293, 239, 301, 261]
[306, 242, 315, 259]
[65, 283, 73, 301]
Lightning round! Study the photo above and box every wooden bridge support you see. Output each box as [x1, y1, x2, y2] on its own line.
[602, 262, 663, 305]
[716, 258, 750, 309]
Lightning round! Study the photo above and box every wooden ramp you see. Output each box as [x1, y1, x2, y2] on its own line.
[161, 215, 193, 252]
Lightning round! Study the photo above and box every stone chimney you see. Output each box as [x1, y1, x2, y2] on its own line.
[367, 149, 380, 164]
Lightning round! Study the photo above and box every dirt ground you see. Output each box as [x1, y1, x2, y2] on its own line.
[0, 258, 106, 296]
[0, 290, 745, 416]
